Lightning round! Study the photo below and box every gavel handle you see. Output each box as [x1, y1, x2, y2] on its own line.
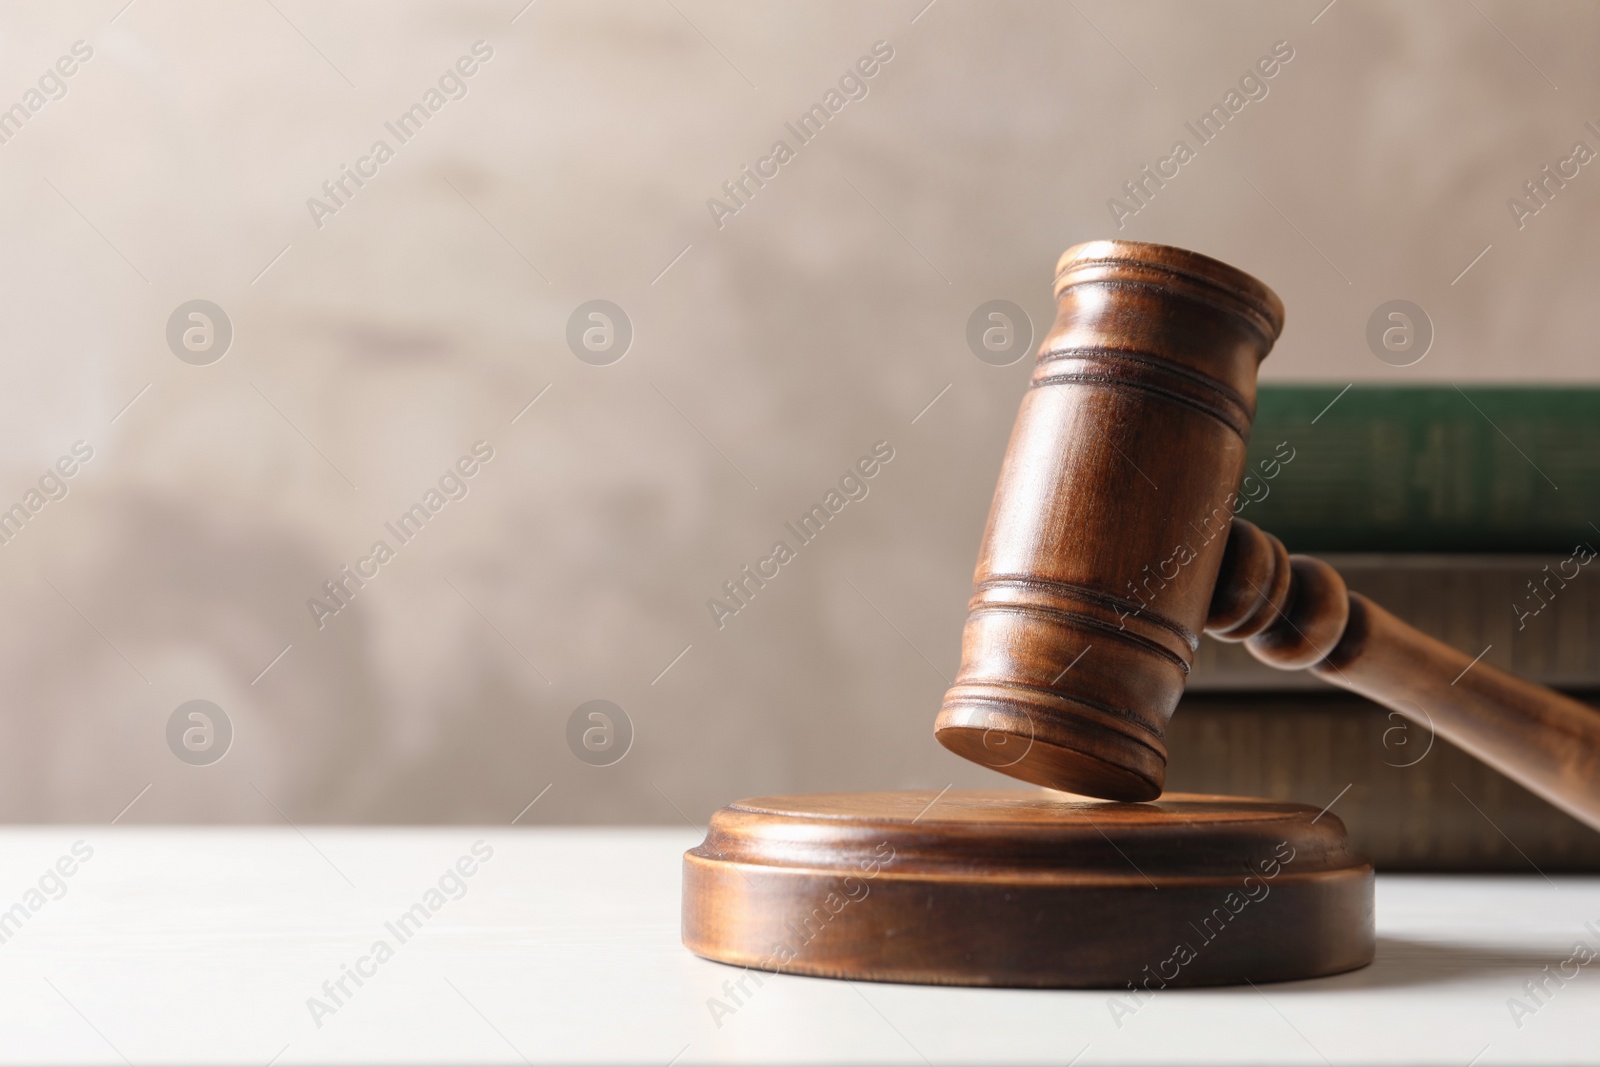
[1207, 520, 1600, 834]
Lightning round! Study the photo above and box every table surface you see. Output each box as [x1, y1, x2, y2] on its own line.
[1, 827, 1597, 1065]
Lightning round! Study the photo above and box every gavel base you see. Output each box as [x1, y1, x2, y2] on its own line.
[682, 790, 1374, 988]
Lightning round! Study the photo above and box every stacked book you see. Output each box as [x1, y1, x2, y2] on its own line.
[1167, 386, 1600, 870]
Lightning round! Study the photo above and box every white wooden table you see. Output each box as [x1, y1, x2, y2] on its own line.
[0, 827, 1595, 1064]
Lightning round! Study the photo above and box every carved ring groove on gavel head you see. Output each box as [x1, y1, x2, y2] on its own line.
[934, 240, 1286, 801]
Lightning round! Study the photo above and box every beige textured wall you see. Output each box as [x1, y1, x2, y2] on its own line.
[1, 1, 1595, 824]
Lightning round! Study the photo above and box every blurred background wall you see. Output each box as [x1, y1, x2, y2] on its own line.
[1, 0, 1597, 831]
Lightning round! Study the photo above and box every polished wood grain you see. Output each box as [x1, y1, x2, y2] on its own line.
[1211, 519, 1600, 833]
[935, 239, 1600, 836]
[683, 790, 1374, 987]
[683, 245, 1395, 990]
[936, 240, 1286, 800]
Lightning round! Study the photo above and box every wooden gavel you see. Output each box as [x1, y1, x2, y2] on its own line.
[936, 240, 1600, 832]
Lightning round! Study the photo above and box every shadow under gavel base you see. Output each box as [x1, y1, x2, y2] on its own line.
[682, 790, 1374, 988]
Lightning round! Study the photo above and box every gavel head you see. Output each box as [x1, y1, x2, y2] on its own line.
[935, 240, 1285, 801]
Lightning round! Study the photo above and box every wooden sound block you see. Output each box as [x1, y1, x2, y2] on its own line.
[683, 790, 1374, 988]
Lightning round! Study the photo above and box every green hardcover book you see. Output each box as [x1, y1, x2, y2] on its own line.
[1240, 386, 1600, 553]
